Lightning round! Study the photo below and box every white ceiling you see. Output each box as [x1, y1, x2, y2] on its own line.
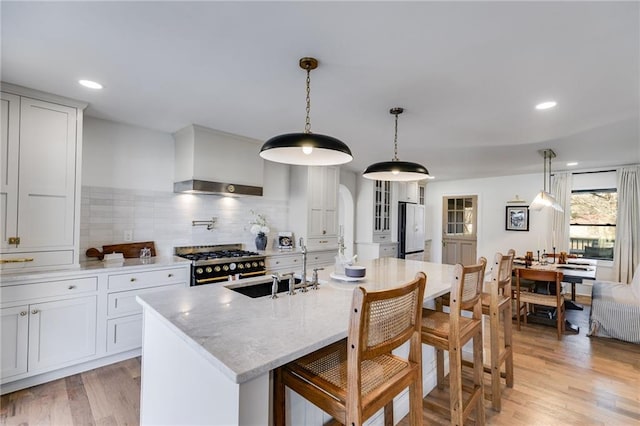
[2, 1, 639, 181]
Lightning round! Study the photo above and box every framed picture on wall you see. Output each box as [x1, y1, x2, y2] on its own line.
[505, 206, 529, 231]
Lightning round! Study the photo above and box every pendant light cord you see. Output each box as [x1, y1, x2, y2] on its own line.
[393, 111, 399, 161]
[304, 67, 312, 134]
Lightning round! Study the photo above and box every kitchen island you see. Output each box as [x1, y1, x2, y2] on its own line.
[136, 257, 455, 425]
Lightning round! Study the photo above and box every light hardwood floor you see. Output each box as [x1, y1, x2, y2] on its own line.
[2, 298, 639, 425]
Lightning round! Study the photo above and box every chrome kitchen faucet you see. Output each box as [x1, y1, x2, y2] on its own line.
[299, 237, 308, 292]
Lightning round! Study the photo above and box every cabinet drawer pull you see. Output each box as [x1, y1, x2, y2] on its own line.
[20, 311, 27, 316]
[168, 273, 174, 278]
[0, 257, 34, 264]
[130, 277, 137, 282]
[31, 309, 39, 315]
[68, 285, 76, 290]
[319, 240, 328, 244]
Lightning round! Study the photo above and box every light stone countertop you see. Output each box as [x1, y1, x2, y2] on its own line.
[0, 256, 191, 285]
[136, 257, 455, 384]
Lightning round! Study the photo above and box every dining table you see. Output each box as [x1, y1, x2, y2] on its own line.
[513, 257, 597, 333]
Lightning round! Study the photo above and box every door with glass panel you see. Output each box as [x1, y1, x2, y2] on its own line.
[442, 196, 477, 265]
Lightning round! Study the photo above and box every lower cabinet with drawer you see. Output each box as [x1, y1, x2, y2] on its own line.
[1, 277, 99, 381]
[105, 266, 188, 355]
[356, 242, 398, 261]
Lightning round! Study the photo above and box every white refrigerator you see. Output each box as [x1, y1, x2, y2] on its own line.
[398, 202, 425, 260]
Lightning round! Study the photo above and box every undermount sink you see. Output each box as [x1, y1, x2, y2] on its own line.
[225, 277, 302, 298]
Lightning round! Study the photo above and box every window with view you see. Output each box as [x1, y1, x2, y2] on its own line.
[569, 189, 617, 260]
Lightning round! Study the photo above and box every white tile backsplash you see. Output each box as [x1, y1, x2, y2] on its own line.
[80, 186, 289, 260]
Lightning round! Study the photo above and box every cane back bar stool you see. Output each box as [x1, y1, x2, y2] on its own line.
[421, 258, 486, 426]
[480, 250, 515, 412]
[273, 272, 427, 426]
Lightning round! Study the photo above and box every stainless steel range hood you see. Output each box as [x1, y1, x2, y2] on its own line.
[173, 125, 264, 196]
[173, 179, 263, 196]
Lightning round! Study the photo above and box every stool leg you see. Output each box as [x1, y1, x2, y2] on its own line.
[504, 303, 514, 388]
[490, 304, 501, 412]
[273, 368, 285, 426]
[384, 401, 393, 426]
[449, 341, 463, 426]
[436, 348, 445, 390]
[472, 329, 486, 425]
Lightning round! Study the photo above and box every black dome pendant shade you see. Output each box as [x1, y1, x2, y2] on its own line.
[362, 107, 430, 181]
[260, 57, 353, 166]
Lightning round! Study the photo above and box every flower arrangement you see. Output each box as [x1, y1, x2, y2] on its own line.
[249, 210, 270, 236]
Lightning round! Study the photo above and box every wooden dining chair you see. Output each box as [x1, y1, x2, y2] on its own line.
[273, 272, 427, 426]
[421, 258, 486, 426]
[515, 268, 565, 339]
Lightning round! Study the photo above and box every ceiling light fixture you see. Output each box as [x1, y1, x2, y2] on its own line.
[78, 79, 103, 89]
[362, 107, 430, 181]
[535, 101, 557, 110]
[259, 57, 352, 166]
[530, 149, 563, 212]
[566, 162, 578, 166]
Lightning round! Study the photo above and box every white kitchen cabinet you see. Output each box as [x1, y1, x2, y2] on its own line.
[0, 276, 99, 381]
[289, 166, 339, 250]
[0, 306, 29, 379]
[0, 85, 86, 271]
[356, 242, 398, 261]
[356, 178, 392, 244]
[105, 266, 188, 355]
[265, 250, 335, 276]
[396, 181, 419, 203]
[28, 296, 97, 373]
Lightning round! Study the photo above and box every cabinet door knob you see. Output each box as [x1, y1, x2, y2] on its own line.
[130, 277, 137, 282]
[168, 273, 173, 277]
[68, 285, 76, 290]
[322, 230, 326, 235]
[20, 311, 27, 316]
[31, 309, 39, 314]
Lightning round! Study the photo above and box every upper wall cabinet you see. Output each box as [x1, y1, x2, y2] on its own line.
[289, 166, 339, 251]
[356, 178, 392, 244]
[1, 84, 86, 272]
[396, 181, 419, 203]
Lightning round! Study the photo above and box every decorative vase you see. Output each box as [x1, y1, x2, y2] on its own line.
[255, 233, 267, 251]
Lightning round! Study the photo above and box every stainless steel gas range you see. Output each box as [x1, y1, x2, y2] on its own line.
[174, 244, 266, 286]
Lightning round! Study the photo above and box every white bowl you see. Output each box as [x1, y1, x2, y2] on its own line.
[344, 265, 366, 278]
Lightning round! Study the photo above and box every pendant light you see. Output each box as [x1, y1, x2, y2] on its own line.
[260, 57, 352, 166]
[363, 107, 430, 181]
[530, 149, 564, 212]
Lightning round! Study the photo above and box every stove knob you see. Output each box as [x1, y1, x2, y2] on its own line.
[214, 266, 221, 272]
[229, 263, 237, 271]
[259, 261, 264, 267]
[245, 262, 251, 268]
[196, 268, 204, 275]
[222, 265, 229, 271]
[205, 267, 212, 273]
[237, 263, 244, 270]
[252, 261, 258, 267]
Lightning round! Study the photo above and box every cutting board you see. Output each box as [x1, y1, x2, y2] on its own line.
[86, 242, 156, 260]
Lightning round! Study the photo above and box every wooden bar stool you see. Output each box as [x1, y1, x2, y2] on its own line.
[480, 250, 515, 412]
[421, 259, 486, 426]
[273, 272, 426, 426]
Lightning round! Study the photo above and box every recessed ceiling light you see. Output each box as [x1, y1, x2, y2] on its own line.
[535, 101, 557, 110]
[566, 162, 578, 166]
[78, 79, 103, 89]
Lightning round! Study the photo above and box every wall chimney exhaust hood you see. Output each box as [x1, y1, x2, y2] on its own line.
[173, 125, 264, 197]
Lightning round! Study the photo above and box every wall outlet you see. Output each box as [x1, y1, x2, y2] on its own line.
[124, 230, 133, 242]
